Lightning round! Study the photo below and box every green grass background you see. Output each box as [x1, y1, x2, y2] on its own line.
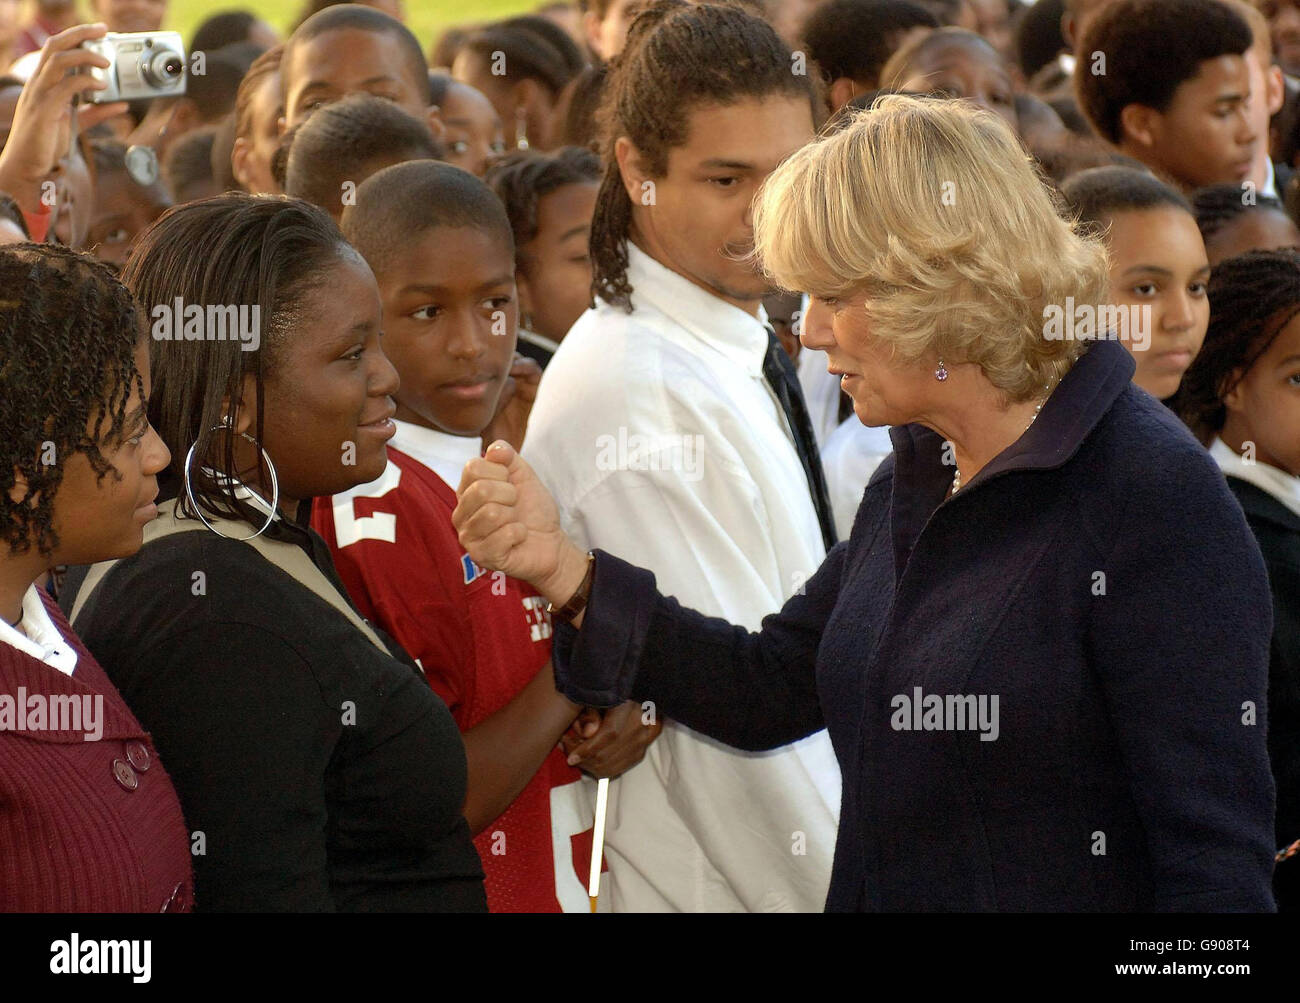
[166, 1, 537, 53]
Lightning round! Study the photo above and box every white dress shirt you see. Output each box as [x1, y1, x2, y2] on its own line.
[1211, 436, 1300, 518]
[0, 585, 78, 675]
[525, 242, 840, 912]
[797, 344, 846, 450]
[821, 416, 896, 540]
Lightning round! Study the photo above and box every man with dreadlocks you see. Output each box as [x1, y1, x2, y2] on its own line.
[523, 0, 841, 912]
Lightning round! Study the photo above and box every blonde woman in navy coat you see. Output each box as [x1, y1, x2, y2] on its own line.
[452, 96, 1278, 912]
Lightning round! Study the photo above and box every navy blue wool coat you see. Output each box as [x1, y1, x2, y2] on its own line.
[553, 339, 1277, 912]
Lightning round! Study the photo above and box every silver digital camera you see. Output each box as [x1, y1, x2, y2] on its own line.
[81, 31, 187, 103]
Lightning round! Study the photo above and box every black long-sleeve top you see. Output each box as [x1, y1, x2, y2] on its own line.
[551, 339, 1278, 912]
[61, 492, 487, 912]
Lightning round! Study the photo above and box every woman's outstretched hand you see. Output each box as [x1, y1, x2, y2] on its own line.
[454, 440, 590, 608]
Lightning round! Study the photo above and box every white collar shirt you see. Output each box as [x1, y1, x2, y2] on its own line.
[0, 585, 78, 675]
[524, 241, 839, 914]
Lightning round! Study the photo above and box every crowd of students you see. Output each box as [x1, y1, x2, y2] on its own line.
[0, 0, 1297, 914]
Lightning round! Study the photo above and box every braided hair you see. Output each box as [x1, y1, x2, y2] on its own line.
[0, 244, 145, 557]
[590, 1, 818, 311]
[1177, 248, 1300, 440]
[1193, 184, 1289, 244]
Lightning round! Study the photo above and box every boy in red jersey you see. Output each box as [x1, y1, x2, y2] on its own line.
[313, 159, 660, 912]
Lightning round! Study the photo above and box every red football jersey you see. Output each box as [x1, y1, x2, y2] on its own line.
[312, 442, 594, 912]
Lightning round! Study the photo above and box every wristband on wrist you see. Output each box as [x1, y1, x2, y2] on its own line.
[546, 551, 595, 624]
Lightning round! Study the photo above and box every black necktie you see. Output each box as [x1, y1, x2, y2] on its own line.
[762, 329, 838, 552]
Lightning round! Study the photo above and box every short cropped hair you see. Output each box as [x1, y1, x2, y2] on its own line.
[753, 94, 1110, 402]
[1059, 165, 1191, 237]
[1075, 0, 1253, 146]
[191, 10, 259, 54]
[340, 160, 514, 276]
[803, 0, 938, 90]
[284, 93, 443, 212]
[189, 41, 264, 123]
[285, 3, 432, 104]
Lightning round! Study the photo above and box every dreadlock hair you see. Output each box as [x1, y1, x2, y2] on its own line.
[0, 244, 145, 557]
[459, 15, 586, 99]
[486, 146, 601, 274]
[120, 195, 358, 529]
[283, 93, 444, 216]
[1176, 248, 1300, 440]
[1193, 183, 1289, 243]
[591, 0, 819, 311]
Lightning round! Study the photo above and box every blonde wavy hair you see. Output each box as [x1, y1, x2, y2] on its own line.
[752, 94, 1110, 402]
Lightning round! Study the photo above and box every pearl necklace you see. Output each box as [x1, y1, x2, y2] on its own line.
[949, 387, 1051, 496]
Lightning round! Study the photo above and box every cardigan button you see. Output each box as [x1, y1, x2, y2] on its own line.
[125, 740, 151, 772]
[111, 758, 139, 792]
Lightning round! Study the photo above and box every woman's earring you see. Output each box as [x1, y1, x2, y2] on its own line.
[182, 418, 280, 542]
[515, 106, 530, 151]
[935, 359, 949, 382]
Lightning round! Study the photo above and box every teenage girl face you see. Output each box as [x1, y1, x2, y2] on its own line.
[375, 225, 519, 438]
[1104, 207, 1211, 400]
[517, 180, 598, 343]
[252, 252, 400, 504]
[897, 38, 1018, 134]
[437, 81, 506, 178]
[1222, 311, 1300, 477]
[50, 339, 171, 564]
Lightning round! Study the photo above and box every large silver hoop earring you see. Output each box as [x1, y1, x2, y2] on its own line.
[182, 419, 280, 541]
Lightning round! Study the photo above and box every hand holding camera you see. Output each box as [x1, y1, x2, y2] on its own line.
[0, 23, 129, 216]
[80, 29, 186, 104]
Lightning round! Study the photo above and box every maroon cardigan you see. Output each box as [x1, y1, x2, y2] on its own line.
[0, 589, 193, 912]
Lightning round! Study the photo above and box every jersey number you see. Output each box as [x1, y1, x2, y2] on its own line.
[332, 465, 403, 547]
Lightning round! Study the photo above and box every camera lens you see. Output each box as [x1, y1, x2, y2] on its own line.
[141, 48, 184, 87]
